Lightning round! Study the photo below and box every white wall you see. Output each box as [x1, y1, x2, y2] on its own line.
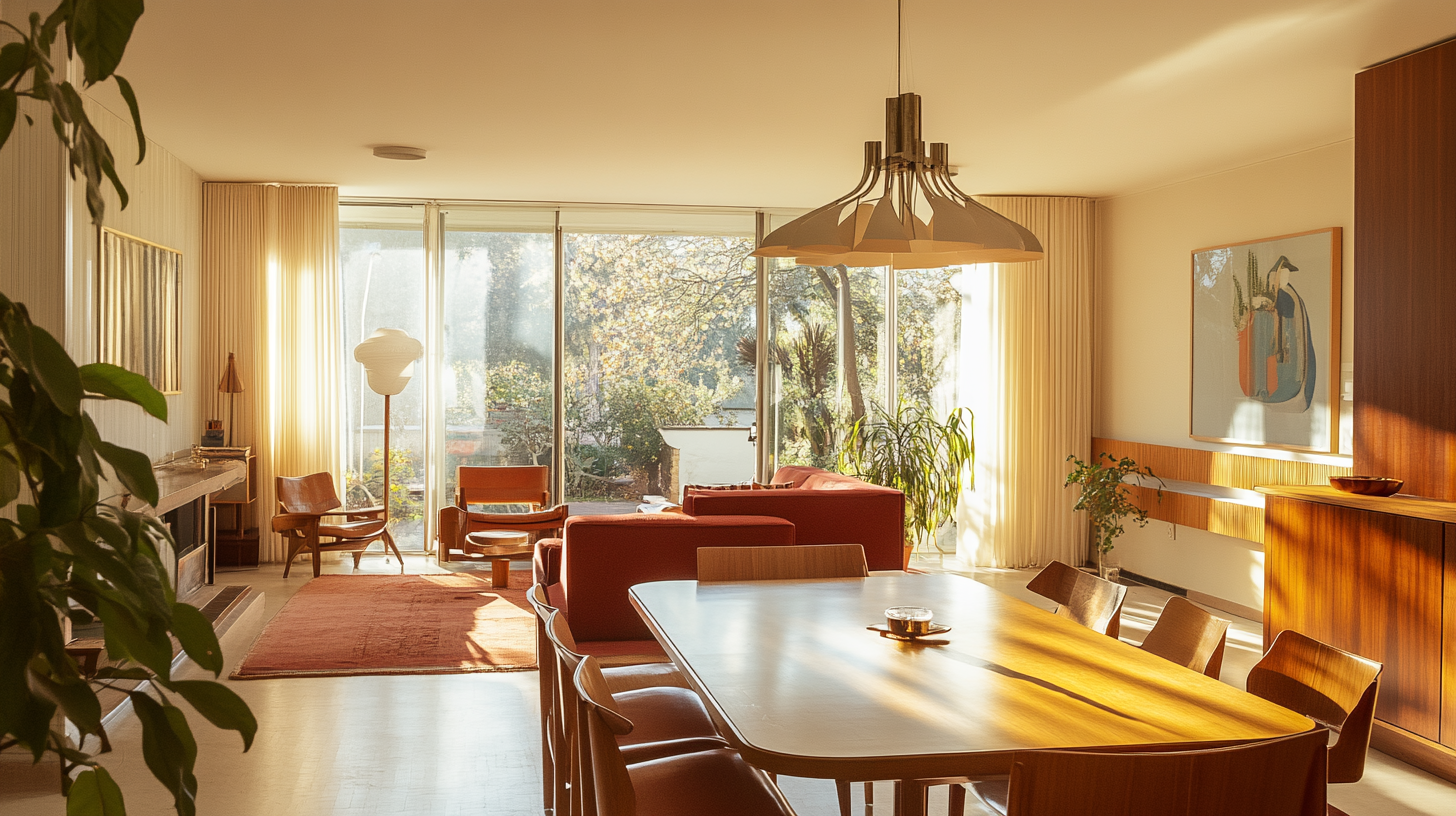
[1095, 140, 1354, 611]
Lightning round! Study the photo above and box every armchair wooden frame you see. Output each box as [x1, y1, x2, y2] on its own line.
[439, 465, 568, 564]
[271, 473, 403, 578]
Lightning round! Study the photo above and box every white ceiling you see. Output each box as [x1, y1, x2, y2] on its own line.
[89, 0, 1456, 208]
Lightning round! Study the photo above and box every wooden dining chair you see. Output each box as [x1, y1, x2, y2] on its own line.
[439, 465, 568, 563]
[544, 610, 724, 816]
[697, 543, 869, 582]
[697, 543, 866, 816]
[968, 729, 1328, 816]
[1248, 630, 1383, 787]
[1025, 560, 1127, 637]
[573, 655, 799, 816]
[271, 473, 403, 578]
[1138, 596, 1230, 678]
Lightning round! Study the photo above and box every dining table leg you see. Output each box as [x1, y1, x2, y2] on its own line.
[895, 779, 927, 816]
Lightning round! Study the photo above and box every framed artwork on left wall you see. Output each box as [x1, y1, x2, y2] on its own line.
[1190, 227, 1341, 453]
[97, 227, 183, 394]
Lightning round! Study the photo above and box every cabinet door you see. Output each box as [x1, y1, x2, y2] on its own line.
[1445, 525, 1456, 748]
[1265, 498, 1443, 739]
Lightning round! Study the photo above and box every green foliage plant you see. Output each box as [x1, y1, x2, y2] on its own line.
[839, 401, 973, 558]
[1064, 452, 1164, 562]
[1, 3, 257, 813]
[0, 0, 148, 224]
[0, 296, 258, 813]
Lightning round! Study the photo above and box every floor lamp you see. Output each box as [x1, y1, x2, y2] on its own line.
[353, 329, 423, 520]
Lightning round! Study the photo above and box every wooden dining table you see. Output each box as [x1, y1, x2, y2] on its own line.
[629, 573, 1315, 814]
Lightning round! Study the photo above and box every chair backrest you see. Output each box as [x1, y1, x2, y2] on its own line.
[543, 610, 596, 815]
[573, 655, 640, 816]
[1026, 560, 1128, 637]
[456, 465, 551, 508]
[275, 473, 341, 514]
[1005, 729, 1329, 816]
[1138, 596, 1230, 678]
[697, 543, 869, 582]
[1247, 630, 1383, 783]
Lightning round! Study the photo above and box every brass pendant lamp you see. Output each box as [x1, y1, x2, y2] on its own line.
[752, 2, 1043, 270]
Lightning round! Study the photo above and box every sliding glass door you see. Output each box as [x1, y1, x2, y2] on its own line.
[438, 210, 557, 506]
[340, 204, 427, 550]
[562, 220, 756, 509]
[337, 201, 967, 553]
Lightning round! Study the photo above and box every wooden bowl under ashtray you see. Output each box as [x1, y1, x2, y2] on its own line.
[1330, 476, 1403, 497]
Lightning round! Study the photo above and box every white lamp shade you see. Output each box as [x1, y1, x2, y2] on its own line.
[354, 328, 423, 396]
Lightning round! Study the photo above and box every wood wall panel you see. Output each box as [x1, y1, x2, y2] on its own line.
[1445, 525, 1456, 749]
[1354, 39, 1456, 501]
[1264, 497, 1443, 740]
[1094, 438, 1351, 543]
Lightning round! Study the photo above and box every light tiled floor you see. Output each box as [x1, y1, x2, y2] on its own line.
[2, 552, 1453, 815]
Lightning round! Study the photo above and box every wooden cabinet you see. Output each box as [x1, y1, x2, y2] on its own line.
[1261, 486, 1456, 779]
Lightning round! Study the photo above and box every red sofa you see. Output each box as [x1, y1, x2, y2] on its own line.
[533, 513, 795, 657]
[682, 465, 906, 570]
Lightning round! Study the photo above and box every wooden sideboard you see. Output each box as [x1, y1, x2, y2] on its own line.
[1259, 485, 1456, 781]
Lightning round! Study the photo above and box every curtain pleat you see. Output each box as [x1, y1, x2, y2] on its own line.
[201, 184, 343, 562]
[957, 196, 1094, 569]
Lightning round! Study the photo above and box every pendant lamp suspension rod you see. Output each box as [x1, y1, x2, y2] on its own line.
[897, 0, 903, 96]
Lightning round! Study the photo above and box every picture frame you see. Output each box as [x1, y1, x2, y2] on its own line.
[1190, 227, 1341, 453]
[97, 227, 183, 394]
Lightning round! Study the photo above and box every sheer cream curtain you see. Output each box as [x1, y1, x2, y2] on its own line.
[201, 183, 344, 563]
[956, 196, 1095, 568]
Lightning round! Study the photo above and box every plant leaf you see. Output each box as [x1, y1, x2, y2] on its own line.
[97, 596, 171, 680]
[84, 415, 157, 507]
[113, 74, 145, 163]
[129, 693, 198, 816]
[164, 680, 257, 751]
[69, 0, 144, 86]
[0, 41, 27, 87]
[67, 767, 127, 816]
[168, 602, 222, 676]
[0, 88, 16, 153]
[80, 362, 166, 420]
[7, 321, 82, 416]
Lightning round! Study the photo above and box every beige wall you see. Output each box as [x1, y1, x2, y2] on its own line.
[0, 67, 204, 465]
[1095, 140, 1354, 611]
[73, 98, 205, 461]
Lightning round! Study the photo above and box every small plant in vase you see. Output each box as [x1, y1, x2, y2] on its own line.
[1064, 452, 1163, 580]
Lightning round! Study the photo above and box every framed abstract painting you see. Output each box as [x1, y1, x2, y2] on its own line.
[1190, 228, 1341, 452]
[97, 227, 183, 394]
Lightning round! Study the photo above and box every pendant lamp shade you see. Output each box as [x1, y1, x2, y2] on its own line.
[753, 93, 1043, 268]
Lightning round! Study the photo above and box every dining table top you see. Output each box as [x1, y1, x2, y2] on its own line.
[628, 573, 1314, 782]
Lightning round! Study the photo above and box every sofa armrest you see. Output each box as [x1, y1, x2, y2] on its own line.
[534, 538, 563, 589]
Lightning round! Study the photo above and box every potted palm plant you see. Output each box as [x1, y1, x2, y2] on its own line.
[1064, 452, 1163, 580]
[839, 401, 973, 565]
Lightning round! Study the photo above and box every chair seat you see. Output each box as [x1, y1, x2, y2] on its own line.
[604, 662, 689, 694]
[578, 639, 672, 663]
[615, 686, 721, 751]
[467, 507, 568, 526]
[628, 748, 796, 816]
[319, 518, 387, 539]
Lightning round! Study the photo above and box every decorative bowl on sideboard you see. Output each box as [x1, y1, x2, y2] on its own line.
[1329, 476, 1403, 497]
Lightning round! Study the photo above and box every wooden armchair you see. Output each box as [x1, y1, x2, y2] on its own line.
[438, 465, 568, 563]
[272, 473, 404, 578]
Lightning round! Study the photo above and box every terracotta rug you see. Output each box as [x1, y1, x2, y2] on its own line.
[232, 572, 536, 679]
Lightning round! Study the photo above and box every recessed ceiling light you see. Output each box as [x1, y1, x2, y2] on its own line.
[373, 145, 427, 161]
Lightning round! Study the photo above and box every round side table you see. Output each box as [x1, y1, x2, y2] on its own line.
[463, 530, 534, 588]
